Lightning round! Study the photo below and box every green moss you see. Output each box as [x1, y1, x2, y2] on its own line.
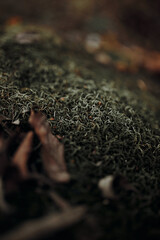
[0, 25, 160, 240]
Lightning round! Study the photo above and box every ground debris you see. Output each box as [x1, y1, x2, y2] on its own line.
[98, 175, 137, 199]
[29, 110, 70, 183]
[0, 110, 85, 239]
[12, 131, 33, 179]
[1, 206, 86, 240]
[0, 111, 70, 201]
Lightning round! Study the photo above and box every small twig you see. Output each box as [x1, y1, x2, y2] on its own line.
[1, 206, 86, 240]
[29, 111, 70, 183]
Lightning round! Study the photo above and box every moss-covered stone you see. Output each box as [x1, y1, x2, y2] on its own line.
[0, 25, 160, 240]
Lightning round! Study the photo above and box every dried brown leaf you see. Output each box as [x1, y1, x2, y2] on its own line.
[12, 131, 33, 179]
[29, 111, 70, 183]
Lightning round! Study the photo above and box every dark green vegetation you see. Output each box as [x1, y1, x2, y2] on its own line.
[0, 26, 160, 240]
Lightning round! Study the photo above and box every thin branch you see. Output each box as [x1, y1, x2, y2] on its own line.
[0, 178, 12, 213]
[1, 206, 86, 240]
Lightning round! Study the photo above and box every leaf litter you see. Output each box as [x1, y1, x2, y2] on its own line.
[0, 111, 84, 239]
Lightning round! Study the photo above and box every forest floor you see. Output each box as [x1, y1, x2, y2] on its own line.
[0, 23, 160, 240]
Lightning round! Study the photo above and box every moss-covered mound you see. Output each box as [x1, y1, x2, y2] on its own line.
[0, 25, 160, 240]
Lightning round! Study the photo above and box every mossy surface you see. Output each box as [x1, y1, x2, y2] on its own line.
[0, 25, 160, 240]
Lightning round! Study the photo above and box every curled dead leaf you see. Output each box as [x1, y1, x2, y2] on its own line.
[29, 111, 70, 183]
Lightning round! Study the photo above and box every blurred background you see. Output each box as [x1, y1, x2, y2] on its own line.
[0, 0, 160, 97]
[0, 0, 160, 49]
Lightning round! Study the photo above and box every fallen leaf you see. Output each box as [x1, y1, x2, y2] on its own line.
[29, 111, 70, 183]
[12, 131, 34, 179]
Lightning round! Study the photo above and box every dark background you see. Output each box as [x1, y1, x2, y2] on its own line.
[0, 0, 160, 50]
